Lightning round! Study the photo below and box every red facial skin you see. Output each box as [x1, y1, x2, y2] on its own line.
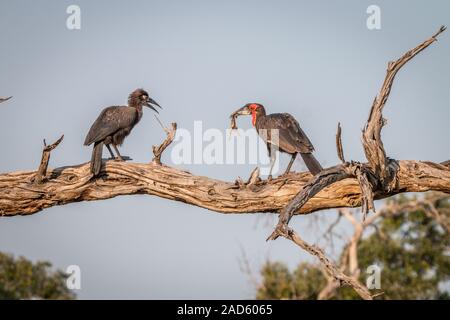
[249, 103, 258, 126]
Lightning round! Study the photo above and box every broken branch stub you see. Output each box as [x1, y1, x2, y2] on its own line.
[152, 122, 177, 165]
[0, 96, 12, 104]
[34, 135, 64, 184]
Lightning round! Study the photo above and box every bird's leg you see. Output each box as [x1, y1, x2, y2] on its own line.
[106, 144, 115, 159]
[283, 153, 297, 176]
[112, 144, 124, 161]
[267, 143, 277, 181]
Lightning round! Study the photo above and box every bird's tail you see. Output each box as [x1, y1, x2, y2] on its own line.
[300, 153, 323, 175]
[90, 141, 103, 176]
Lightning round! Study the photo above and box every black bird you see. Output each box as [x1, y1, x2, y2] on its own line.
[84, 88, 161, 176]
[232, 103, 322, 179]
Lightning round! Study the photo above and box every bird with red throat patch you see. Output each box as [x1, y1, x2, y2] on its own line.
[230, 103, 322, 179]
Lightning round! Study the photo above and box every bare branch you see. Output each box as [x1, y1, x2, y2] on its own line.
[380, 194, 450, 233]
[336, 122, 345, 163]
[266, 26, 447, 300]
[246, 167, 261, 186]
[317, 278, 339, 300]
[280, 227, 373, 300]
[317, 243, 352, 300]
[0, 159, 448, 217]
[267, 26, 447, 240]
[33, 135, 64, 184]
[321, 211, 343, 249]
[267, 163, 358, 241]
[0, 96, 12, 104]
[354, 165, 375, 221]
[152, 122, 177, 165]
[362, 26, 446, 188]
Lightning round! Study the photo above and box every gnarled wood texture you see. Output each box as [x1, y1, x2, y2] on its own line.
[0, 159, 448, 216]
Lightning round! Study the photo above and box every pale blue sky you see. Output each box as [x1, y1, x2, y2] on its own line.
[0, 0, 449, 298]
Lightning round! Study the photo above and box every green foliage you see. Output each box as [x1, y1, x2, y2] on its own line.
[257, 262, 293, 299]
[292, 263, 328, 299]
[0, 252, 75, 300]
[256, 194, 450, 300]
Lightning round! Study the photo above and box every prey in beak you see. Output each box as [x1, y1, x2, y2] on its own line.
[230, 103, 262, 129]
[231, 104, 252, 116]
[230, 104, 253, 131]
[230, 106, 247, 131]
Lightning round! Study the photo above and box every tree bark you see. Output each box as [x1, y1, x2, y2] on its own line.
[0, 159, 448, 217]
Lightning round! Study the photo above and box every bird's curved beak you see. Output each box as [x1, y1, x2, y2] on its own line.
[231, 105, 251, 117]
[146, 98, 162, 113]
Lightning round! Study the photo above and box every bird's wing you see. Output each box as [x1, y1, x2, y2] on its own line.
[84, 106, 137, 145]
[265, 113, 314, 154]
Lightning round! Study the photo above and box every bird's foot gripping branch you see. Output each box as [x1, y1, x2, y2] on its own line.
[0, 27, 449, 301]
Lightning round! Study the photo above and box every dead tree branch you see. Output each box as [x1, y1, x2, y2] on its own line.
[33, 135, 64, 184]
[0, 27, 447, 223]
[317, 207, 383, 300]
[152, 121, 177, 165]
[0, 27, 448, 301]
[362, 25, 446, 188]
[280, 227, 373, 300]
[0, 159, 447, 217]
[0, 96, 12, 104]
[269, 26, 447, 240]
[266, 26, 448, 300]
[336, 122, 345, 164]
[382, 194, 450, 233]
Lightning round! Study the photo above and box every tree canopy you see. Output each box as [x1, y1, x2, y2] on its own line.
[0, 252, 75, 300]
